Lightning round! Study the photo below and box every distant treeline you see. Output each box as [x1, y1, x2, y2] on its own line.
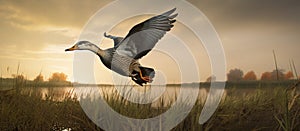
[0, 76, 72, 88]
[166, 80, 297, 88]
[1, 68, 299, 88]
[206, 68, 298, 82]
[0, 72, 73, 88]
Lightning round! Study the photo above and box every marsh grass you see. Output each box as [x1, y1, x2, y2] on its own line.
[0, 81, 299, 130]
[273, 81, 300, 131]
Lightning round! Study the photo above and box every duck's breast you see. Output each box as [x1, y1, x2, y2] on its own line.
[99, 50, 134, 76]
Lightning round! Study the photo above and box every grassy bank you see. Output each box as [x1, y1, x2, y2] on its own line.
[0, 82, 299, 130]
[0, 77, 72, 89]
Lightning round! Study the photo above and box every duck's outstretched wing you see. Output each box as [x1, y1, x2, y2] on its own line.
[104, 32, 124, 47]
[115, 8, 177, 59]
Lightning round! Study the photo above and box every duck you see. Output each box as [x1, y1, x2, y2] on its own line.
[65, 8, 177, 86]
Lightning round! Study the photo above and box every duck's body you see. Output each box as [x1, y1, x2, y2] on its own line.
[99, 47, 140, 77]
[65, 8, 177, 86]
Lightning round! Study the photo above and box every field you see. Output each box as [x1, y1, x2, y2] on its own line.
[0, 81, 299, 130]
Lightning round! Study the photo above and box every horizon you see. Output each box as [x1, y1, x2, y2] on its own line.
[1, 66, 297, 85]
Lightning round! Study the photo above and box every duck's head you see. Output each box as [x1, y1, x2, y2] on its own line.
[65, 41, 98, 52]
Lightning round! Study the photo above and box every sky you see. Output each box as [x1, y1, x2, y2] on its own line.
[0, 0, 299, 84]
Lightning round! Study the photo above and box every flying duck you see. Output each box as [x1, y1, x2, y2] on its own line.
[65, 8, 177, 86]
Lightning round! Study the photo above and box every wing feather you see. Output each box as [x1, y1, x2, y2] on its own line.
[116, 8, 177, 59]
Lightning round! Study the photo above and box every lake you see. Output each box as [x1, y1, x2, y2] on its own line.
[17, 84, 276, 107]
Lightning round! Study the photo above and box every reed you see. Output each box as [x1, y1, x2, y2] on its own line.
[0, 82, 299, 130]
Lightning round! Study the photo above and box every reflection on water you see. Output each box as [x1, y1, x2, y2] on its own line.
[20, 85, 230, 106]
[21, 87, 75, 101]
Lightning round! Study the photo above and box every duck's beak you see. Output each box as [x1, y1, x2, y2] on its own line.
[65, 46, 77, 51]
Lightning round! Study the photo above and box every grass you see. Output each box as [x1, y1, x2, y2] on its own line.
[0, 81, 299, 130]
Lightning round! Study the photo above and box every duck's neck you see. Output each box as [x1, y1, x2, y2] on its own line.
[88, 44, 105, 56]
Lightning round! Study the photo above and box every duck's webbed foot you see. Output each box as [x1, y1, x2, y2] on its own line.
[130, 70, 153, 86]
[131, 76, 145, 86]
[130, 71, 145, 86]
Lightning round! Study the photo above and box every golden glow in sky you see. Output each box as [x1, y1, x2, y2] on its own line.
[0, 0, 299, 84]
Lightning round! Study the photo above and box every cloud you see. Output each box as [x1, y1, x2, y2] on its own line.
[0, 0, 105, 58]
[0, 0, 110, 28]
[189, 0, 300, 30]
[0, 0, 299, 82]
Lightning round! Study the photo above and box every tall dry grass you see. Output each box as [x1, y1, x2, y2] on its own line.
[0, 81, 299, 130]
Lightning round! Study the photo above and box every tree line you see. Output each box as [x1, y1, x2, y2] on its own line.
[207, 68, 296, 82]
[34, 72, 67, 82]
[9, 72, 68, 83]
[7, 69, 298, 84]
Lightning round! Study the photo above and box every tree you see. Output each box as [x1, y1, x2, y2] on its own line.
[206, 75, 216, 82]
[12, 74, 25, 81]
[12, 74, 26, 91]
[284, 71, 294, 80]
[261, 70, 285, 81]
[49, 72, 67, 82]
[33, 74, 44, 82]
[270, 69, 285, 80]
[227, 68, 244, 82]
[243, 71, 257, 81]
[261, 72, 272, 80]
